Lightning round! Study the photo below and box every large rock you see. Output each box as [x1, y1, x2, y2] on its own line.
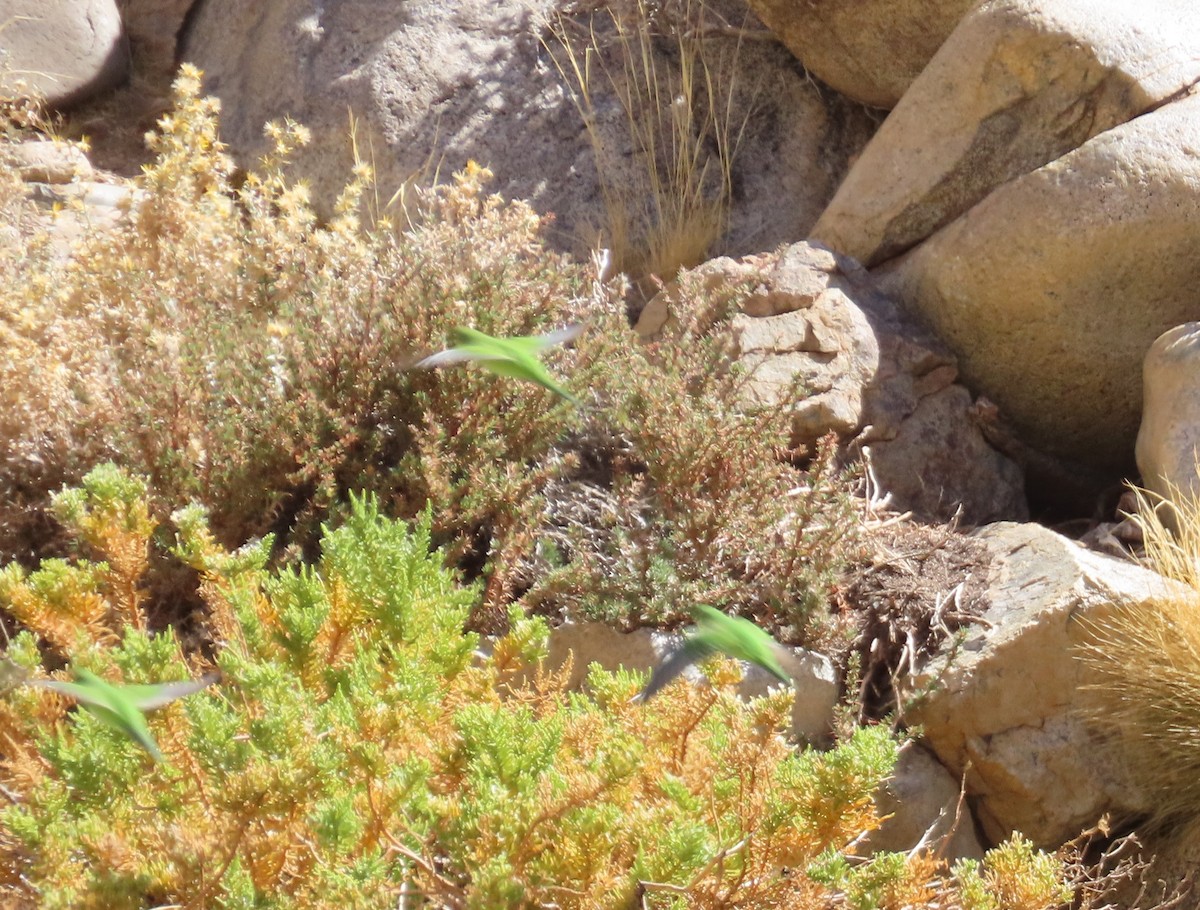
[1136, 323, 1200, 516]
[638, 243, 1028, 525]
[0, 0, 129, 107]
[909, 521, 1181, 846]
[729, 253, 882, 444]
[179, 0, 874, 258]
[5, 140, 93, 184]
[814, 0, 1200, 267]
[542, 618, 838, 744]
[877, 91, 1200, 475]
[544, 619, 667, 693]
[862, 384, 1030, 523]
[865, 742, 985, 861]
[23, 181, 134, 260]
[743, 0, 975, 109]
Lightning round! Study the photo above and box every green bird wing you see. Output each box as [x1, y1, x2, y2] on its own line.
[0, 658, 30, 694]
[28, 669, 215, 762]
[690, 606, 791, 684]
[30, 671, 163, 760]
[416, 325, 581, 403]
[637, 606, 791, 702]
[26, 670, 121, 711]
[412, 326, 499, 367]
[413, 346, 485, 368]
[477, 357, 579, 403]
[110, 675, 217, 710]
[459, 324, 582, 353]
[417, 325, 583, 367]
[474, 354, 549, 380]
[637, 637, 717, 702]
[32, 668, 209, 709]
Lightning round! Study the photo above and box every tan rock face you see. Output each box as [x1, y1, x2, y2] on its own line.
[7, 140, 93, 184]
[864, 743, 984, 862]
[910, 522, 1177, 846]
[637, 243, 1027, 525]
[732, 288, 880, 441]
[743, 0, 975, 108]
[864, 384, 1028, 524]
[115, 0, 198, 82]
[2, 140, 133, 259]
[544, 620, 666, 692]
[179, 0, 874, 257]
[0, 0, 129, 108]
[814, 0, 1200, 267]
[1136, 323, 1200, 512]
[878, 91, 1200, 473]
[24, 181, 134, 260]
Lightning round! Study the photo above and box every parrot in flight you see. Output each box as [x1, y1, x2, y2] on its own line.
[415, 325, 583, 405]
[638, 605, 792, 702]
[25, 667, 217, 762]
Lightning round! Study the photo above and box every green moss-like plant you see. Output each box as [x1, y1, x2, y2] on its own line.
[0, 467, 1070, 909]
[953, 834, 1073, 910]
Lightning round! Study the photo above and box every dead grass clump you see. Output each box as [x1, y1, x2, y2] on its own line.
[1059, 825, 1193, 910]
[1075, 480, 1200, 833]
[548, 0, 754, 292]
[838, 521, 991, 722]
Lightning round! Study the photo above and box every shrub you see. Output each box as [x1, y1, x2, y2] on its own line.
[0, 467, 1073, 909]
[0, 65, 857, 638]
[952, 834, 1073, 910]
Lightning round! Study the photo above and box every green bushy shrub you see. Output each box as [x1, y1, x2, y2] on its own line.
[0, 468, 1072, 909]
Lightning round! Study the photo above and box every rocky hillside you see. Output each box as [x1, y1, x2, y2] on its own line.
[2, 0, 1200, 907]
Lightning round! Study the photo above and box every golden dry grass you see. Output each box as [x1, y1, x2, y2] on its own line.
[1076, 478, 1200, 832]
[548, 0, 751, 286]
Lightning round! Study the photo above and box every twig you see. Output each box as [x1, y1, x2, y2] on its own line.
[639, 879, 689, 895]
[686, 25, 780, 42]
[909, 759, 971, 862]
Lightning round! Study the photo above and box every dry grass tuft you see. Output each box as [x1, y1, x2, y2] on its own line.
[548, 0, 753, 289]
[1076, 478, 1200, 833]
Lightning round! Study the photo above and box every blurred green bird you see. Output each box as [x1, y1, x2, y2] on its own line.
[28, 667, 216, 762]
[638, 605, 791, 701]
[416, 325, 583, 404]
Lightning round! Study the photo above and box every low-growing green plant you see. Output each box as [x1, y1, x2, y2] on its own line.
[809, 849, 941, 909]
[952, 834, 1074, 910]
[0, 467, 1073, 909]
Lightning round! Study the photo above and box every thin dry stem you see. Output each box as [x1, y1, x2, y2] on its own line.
[547, 0, 752, 282]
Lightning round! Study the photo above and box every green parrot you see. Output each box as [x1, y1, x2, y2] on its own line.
[415, 325, 583, 404]
[638, 605, 791, 701]
[27, 667, 217, 762]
